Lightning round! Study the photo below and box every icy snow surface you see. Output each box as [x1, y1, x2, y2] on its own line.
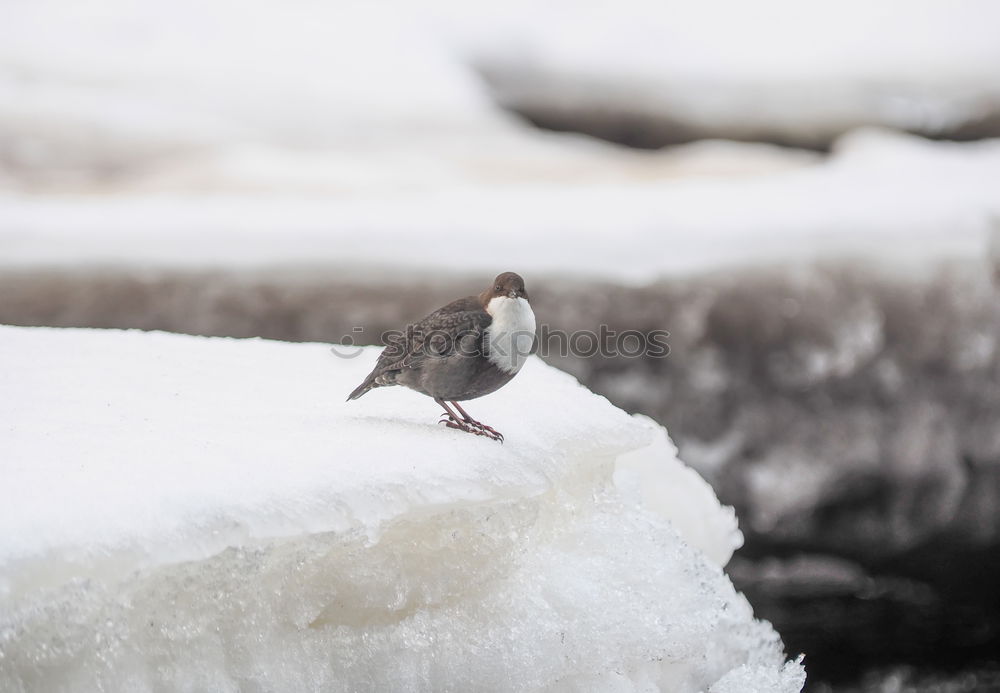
[0, 325, 801, 692]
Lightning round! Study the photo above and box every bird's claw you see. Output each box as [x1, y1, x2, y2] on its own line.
[438, 414, 503, 443]
[465, 419, 504, 442]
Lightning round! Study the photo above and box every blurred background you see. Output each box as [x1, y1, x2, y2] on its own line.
[2, 1, 1000, 690]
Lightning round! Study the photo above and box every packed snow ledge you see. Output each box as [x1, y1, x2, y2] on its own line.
[0, 326, 804, 692]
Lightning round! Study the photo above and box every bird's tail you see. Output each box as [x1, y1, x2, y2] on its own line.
[346, 375, 377, 401]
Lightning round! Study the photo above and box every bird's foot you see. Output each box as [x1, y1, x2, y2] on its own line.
[438, 413, 504, 443]
[462, 418, 504, 442]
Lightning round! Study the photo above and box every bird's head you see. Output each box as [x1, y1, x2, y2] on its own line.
[480, 272, 529, 307]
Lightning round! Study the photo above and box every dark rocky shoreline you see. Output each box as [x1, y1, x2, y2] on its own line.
[2, 259, 998, 691]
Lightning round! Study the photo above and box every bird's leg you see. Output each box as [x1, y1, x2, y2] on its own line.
[436, 399, 480, 435]
[449, 401, 503, 443]
[436, 399, 464, 426]
[435, 399, 502, 442]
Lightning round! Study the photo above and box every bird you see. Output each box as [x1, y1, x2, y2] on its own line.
[347, 272, 536, 442]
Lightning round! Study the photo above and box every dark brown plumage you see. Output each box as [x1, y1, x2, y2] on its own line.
[347, 272, 535, 442]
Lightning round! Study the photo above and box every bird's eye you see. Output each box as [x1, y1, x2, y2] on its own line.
[495, 285, 502, 291]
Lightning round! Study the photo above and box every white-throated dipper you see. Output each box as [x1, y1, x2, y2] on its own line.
[347, 272, 536, 442]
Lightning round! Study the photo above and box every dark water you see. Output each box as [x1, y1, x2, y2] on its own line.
[2, 260, 999, 691]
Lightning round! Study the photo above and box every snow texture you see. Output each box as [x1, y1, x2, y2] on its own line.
[0, 325, 801, 692]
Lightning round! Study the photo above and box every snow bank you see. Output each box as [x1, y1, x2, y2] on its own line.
[3, 0, 997, 159]
[2, 129, 998, 280]
[455, 0, 1000, 145]
[0, 0, 498, 151]
[0, 325, 801, 692]
[2, 0, 998, 281]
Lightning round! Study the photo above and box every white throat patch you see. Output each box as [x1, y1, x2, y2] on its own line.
[485, 296, 536, 374]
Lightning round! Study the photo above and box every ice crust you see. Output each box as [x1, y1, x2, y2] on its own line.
[0, 325, 802, 692]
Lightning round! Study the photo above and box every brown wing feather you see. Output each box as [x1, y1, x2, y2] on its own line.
[347, 296, 491, 400]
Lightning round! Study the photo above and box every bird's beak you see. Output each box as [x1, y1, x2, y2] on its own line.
[508, 290, 517, 298]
